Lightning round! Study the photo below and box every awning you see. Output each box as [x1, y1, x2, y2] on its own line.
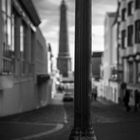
[37, 74, 50, 85]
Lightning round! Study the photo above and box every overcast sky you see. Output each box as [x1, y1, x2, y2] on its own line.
[33, 0, 117, 69]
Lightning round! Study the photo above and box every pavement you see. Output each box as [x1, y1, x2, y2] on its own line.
[1, 93, 140, 140]
[91, 98, 140, 140]
[0, 93, 66, 140]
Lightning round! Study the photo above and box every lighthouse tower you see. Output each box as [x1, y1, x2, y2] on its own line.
[57, 0, 71, 77]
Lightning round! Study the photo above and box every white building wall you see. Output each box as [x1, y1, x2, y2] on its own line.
[103, 13, 116, 82]
[100, 12, 120, 103]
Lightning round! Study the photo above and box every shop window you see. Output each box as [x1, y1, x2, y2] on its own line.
[135, 20, 140, 43]
[127, 25, 133, 46]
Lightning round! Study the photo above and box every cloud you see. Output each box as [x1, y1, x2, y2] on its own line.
[92, 0, 117, 25]
[33, 0, 117, 69]
[92, 25, 104, 52]
[92, 25, 104, 36]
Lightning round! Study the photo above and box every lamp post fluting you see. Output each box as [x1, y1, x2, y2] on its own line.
[69, 0, 97, 139]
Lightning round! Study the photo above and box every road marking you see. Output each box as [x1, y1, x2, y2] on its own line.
[64, 111, 68, 124]
[13, 123, 64, 140]
[0, 121, 57, 126]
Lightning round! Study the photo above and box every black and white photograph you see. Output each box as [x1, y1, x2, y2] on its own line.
[0, 0, 140, 140]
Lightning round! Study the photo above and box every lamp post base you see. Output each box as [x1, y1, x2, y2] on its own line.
[69, 128, 97, 140]
[69, 135, 97, 140]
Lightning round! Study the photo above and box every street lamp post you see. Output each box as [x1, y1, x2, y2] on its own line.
[69, 0, 96, 139]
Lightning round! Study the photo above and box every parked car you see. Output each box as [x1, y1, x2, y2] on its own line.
[62, 81, 74, 102]
[63, 92, 74, 102]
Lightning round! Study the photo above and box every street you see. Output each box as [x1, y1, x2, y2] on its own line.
[0, 93, 140, 140]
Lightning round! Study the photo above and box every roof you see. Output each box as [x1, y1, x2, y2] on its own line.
[19, 0, 41, 26]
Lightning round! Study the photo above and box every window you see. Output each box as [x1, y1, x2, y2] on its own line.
[128, 1, 133, 16]
[128, 62, 133, 83]
[136, 62, 140, 83]
[127, 25, 133, 46]
[1, 0, 35, 76]
[1, 0, 13, 74]
[122, 8, 126, 21]
[20, 25, 24, 60]
[121, 30, 126, 49]
[11, 12, 15, 55]
[36, 41, 44, 74]
[135, 20, 140, 43]
[135, 0, 140, 9]
[20, 23, 26, 74]
[30, 30, 35, 74]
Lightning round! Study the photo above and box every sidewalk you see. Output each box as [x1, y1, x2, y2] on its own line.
[1, 94, 140, 140]
[0, 94, 66, 140]
[37, 98, 140, 140]
[94, 121, 140, 140]
[0, 121, 61, 140]
[91, 97, 140, 140]
[96, 96, 119, 105]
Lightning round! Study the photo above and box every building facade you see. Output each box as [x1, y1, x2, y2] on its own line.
[100, 12, 120, 103]
[117, 0, 140, 103]
[92, 52, 103, 80]
[92, 52, 103, 96]
[0, 0, 51, 116]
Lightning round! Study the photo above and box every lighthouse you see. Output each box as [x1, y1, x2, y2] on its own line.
[57, 0, 71, 77]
